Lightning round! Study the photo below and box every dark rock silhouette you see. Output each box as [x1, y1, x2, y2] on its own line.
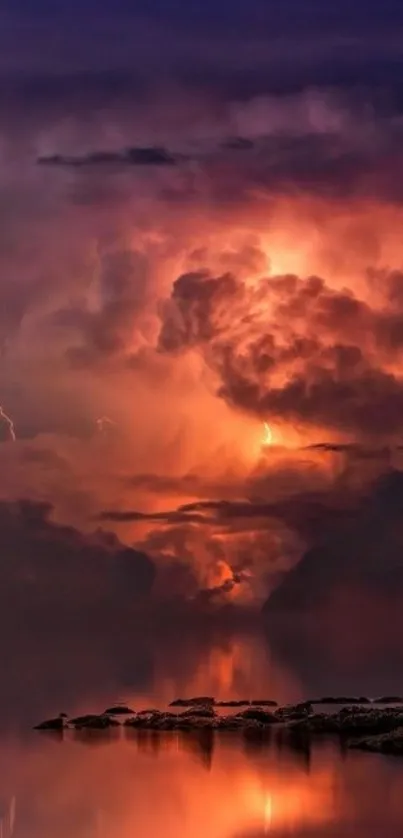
[137, 708, 160, 715]
[179, 706, 216, 718]
[170, 696, 215, 707]
[274, 701, 313, 722]
[125, 711, 218, 731]
[70, 714, 101, 726]
[350, 727, 403, 755]
[232, 708, 277, 723]
[71, 714, 119, 729]
[169, 696, 278, 707]
[104, 705, 134, 715]
[310, 696, 371, 705]
[34, 698, 403, 748]
[373, 695, 403, 704]
[295, 706, 403, 736]
[34, 712, 68, 730]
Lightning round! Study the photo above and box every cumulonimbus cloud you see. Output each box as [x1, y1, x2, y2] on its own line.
[157, 268, 403, 439]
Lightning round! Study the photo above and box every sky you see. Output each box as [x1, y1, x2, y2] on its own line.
[2, 0, 403, 638]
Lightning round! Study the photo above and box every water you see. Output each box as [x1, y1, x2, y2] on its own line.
[2, 727, 403, 837]
[3, 626, 403, 837]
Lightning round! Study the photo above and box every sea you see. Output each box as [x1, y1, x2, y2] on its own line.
[2, 623, 403, 837]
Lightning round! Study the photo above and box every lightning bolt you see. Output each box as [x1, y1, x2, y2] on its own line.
[262, 422, 273, 446]
[0, 406, 16, 442]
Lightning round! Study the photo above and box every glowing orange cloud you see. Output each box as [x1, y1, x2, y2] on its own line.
[262, 422, 273, 447]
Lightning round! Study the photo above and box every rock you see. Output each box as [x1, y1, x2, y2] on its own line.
[137, 708, 160, 714]
[292, 713, 339, 734]
[294, 706, 403, 736]
[373, 696, 403, 704]
[125, 711, 174, 729]
[179, 706, 216, 718]
[250, 700, 278, 707]
[215, 700, 250, 707]
[125, 710, 218, 731]
[349, 727, 403, 755]
[73, 715, 119, 730]
[104, 705, 134, 715]
[34, 713, 68, 731]
[310, 696, 371, 705]
[125, 711, 158, 725]
[169, 696, 215, 707]
[275, 702, 313, 722]
[216, 715, 270, 732]
[70, 714, 102, 726]
[233, 708, 277, 724]
[124, 716, 147, 728]
[124, 706, 274, 731]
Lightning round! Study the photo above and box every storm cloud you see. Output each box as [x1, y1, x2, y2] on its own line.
[0, 498, 156, 615]
[158, 269, 403, 439]
[264, 468, 403, 616]
[38, 146, 179, 168]
[3, 10, 403, 625]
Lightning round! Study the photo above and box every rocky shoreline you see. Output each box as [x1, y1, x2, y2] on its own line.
[33, 694, 403, 755]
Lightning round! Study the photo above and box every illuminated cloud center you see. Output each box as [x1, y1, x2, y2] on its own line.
[262, 422, 273, 446]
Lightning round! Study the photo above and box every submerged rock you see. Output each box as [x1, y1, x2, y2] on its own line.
[310, 696, 371, 705]
[170, 696, 215, 707]
[233, 708, 277, 724]
[179, 706, 216, 718]
[34, 713, 68, 731]
[36, 696, 403, 740]
[125, 710, 218, 731]
[349, 727, 403, 755]
[294, 706, 403, 736]
[275, 702, 313, 722]
[137, 708, 160, 715]
[104, 705, 134, 715]
[72, 714, 119, 730]
[70, 714, 102, 726]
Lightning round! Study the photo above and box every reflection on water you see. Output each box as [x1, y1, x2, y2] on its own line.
[4, 620, 403, 731]
[1, 727, 403, 837]
[3, 623, 403, 837]
[0, 797, 16, 838]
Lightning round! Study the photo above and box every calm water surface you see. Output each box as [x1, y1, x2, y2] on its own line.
[2, 626, 403, 837]
[1, 728, 403, 837]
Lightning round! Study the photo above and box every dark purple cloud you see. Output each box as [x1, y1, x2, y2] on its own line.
[38, 146, 179, 168]
[0, 498, 156, 612]
[264, 468, 403, 615]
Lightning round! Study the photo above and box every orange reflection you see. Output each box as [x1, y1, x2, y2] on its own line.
[127, 634, 302, 711]
[0, 709, 402, 838]
[3, 725, 403, 838]
[0, 735, 341, 838]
